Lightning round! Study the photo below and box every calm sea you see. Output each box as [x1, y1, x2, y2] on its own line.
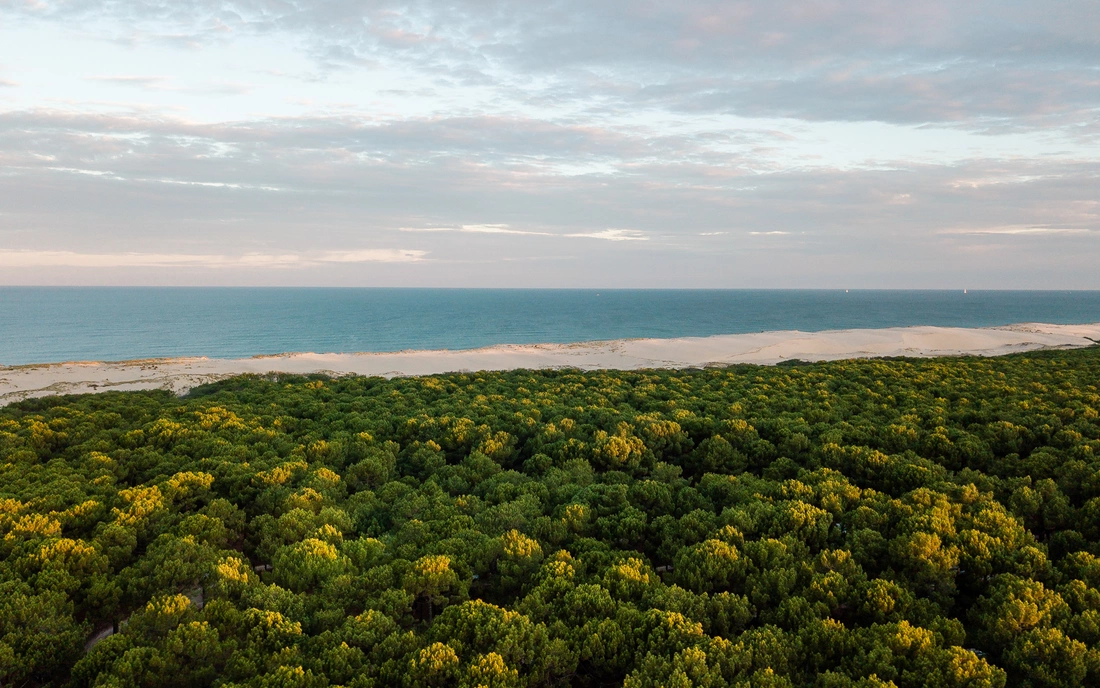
[1, 288, 1098, 366]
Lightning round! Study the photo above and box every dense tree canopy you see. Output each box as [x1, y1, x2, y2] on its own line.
[3, 348, 1100, 687]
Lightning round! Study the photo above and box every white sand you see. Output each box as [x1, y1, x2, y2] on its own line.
[2, 322, 1098, 406]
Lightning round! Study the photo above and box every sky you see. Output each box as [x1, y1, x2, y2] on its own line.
[0, 1, 1098, 288]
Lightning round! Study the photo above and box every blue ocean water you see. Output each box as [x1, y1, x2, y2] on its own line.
[1, 288, 1098, 366]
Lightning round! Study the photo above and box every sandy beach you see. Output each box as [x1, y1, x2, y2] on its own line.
[2, 322, 1098, 406]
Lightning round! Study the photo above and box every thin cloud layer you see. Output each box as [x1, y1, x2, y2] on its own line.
[87, 75, 169, 86]
[566, 230, 648, 242]
[7, 0, 1097, 127]
[0, 249, 428, 268]
[0, 1, 1097, 286]
[318, 249, 427, 263]
[941, 227, 1094, 236]
[399, 225, 647, 241]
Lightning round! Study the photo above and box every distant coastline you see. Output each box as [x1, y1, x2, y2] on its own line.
[3, 322, 1098, 406]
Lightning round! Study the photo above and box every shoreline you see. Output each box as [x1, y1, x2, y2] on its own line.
[2, 322, 1098, 406]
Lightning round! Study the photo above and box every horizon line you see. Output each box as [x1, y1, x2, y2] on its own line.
[3, 285, 1100, 292]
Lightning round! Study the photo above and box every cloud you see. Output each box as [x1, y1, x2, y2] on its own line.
[402, 224, 555, 236]
[2, 0, 1091, 129]
[459, 224, 547, 235]
[317, 249, 428, 262]
[940, 226, 1094, 236]
[400, 225, 551, 236]
[84, 74, 250, 94]
[0, 84, 1097, 286]
[0, 249, 427, 268]
[87, 75, 169, 87]
[9, 1, 1097, 128]
[565, 229, 648, 241]
[749, 231, 791, 235]
[400, 224, 646, 241]
[176, 81, 252, 95]
[0, 250, 288, 268]
[0, 79, 17, 88]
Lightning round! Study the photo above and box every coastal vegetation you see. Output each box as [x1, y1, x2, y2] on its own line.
[3, 348, 1100, 687]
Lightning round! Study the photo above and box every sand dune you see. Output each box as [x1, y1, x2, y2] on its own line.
[2, 322, 1098, 406]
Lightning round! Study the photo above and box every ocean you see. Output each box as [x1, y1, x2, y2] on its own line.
[1, 288, 1099, 366]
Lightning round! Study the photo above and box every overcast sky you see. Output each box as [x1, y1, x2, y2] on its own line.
[1, 1, 1098, 287]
